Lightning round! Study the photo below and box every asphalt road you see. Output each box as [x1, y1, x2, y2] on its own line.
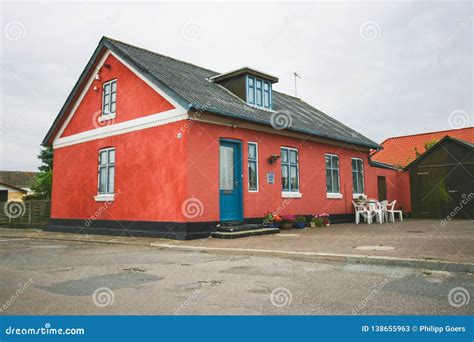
[0, 237, 472, 315]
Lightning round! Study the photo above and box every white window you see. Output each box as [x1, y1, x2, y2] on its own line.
[325, 154, 340, 194]
[102, 80, 117, 116]
[281, 147, 299, 193]
[98, 148, 115, 195]
[351, 158, 364, 195]
[248, 142, 258, 191]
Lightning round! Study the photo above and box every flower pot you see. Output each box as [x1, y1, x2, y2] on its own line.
[267, 222, 278, 228]
[296, 222, 306, 229]
[281, 223, 294, 230]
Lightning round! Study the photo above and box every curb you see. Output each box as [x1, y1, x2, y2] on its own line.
[151, 243, 474, 273]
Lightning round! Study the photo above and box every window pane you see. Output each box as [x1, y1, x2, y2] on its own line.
[99, 151, 107, 165]
[248, 144, 256, 160]
[111, 92, 116, 103]
[326, 169, 332, 192]
[104, 83, 110, 94]
[290, 166, 298, 191]
[352, 159, 357, 172]
[108, 150, 115, 164]
[352, 171, 358, 193]
[256, 80, 262, 106]
[333, 170, 340, 193]
[359, 173, 364, 193]
[290, 150, 297, 164]
[110, 102, 116, 113]
[99, 167, 107, 194]
[107, 166, 115, 194]
[264, 91, 269, 107]
[248, 162, 257, 190]
[281, 165, 289, 191]
[248, 87, 255, 104]
[325, 155, 331, 168]
[264, 82, 269, 91]
[333, 156, 339, 168]
[111, 81, 117, 92]
[281, 149, 288, 162]
[219, 145, 234, 191]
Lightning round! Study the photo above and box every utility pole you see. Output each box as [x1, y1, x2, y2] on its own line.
[293, 72, 301, 97]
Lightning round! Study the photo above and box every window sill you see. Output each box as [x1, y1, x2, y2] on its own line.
[282, 191, 302, 198]
[94, 194, 115, 202]
[98, 113, 116, 122]
[326, 193, 343, 199]
[353, 193, 366, 199]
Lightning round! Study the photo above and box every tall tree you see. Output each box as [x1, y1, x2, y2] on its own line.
[29, 146, 53, 199]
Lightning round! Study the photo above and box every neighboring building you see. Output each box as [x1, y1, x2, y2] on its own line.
[371, 127, 474, 168]
[0, 171, 38, 201]
[42, 37, 410, 240]
[405, 136, 474, 219]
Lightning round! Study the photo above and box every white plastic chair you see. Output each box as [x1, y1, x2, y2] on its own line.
[367, 202, 384, 224]
[386, 200, 403, 222]
[352, 201, 370, 224]
[380, 200, 389, 222]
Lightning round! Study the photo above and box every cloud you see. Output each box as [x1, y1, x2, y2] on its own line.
[1, 1, 472, 170]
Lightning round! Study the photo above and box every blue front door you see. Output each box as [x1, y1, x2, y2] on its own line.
[219, 140, 243, 222]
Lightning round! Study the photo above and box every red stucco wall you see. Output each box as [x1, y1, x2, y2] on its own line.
[185, 120, 411, 222]
[61, 54, 174, 138]
[51, 122, 188, 221]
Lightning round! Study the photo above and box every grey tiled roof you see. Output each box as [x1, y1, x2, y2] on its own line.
[44, 37, 380, 149]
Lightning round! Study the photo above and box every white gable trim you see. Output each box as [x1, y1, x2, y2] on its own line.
[52, 49, 188, 149]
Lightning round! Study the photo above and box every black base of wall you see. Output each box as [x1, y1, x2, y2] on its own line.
[46, 219, 218, 240]
[46, 213, 365, 241]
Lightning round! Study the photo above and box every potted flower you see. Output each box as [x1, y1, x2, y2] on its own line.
[263, 212, 281, 228]
[321, 213, 330, 226]
[354, 195, 366, 204]
[295, 215, 306, 229]
[311, 214, 324, 228]
[280, 215, 296, 230]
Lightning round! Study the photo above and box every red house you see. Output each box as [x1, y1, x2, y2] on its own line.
[43, 37, 410, 239]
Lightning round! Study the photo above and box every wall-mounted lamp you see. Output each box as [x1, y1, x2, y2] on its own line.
[95, 74, 101, 81]
[93, 86, 99, 92]
[268, 155, 280, 164]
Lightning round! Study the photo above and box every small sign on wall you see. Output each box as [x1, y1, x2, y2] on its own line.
[267, 172, 275, 184]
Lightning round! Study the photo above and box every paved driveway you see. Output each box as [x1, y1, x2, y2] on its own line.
[176, 219, 474, 264]
[0, 238, 472, 315]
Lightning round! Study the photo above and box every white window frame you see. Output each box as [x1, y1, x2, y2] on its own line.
[101, 79, 117, 120]
[95, 147, 115, 201]
[325, 153, 341, 199]
[281, 146, 301, 198]
[248, 142, 259, 192]
[351, 157, 365, 197]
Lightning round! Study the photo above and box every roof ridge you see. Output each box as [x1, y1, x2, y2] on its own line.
[382, 126, 474, 142]
[103, 36, 219, 75]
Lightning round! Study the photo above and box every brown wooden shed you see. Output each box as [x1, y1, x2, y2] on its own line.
[405, 135, 473, 219]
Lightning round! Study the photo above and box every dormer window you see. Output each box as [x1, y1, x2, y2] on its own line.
[247, 76, 272, 109]
[210, 67, 278, 110]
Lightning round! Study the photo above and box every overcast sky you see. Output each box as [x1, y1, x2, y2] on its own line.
[1, 1, 472, 171]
